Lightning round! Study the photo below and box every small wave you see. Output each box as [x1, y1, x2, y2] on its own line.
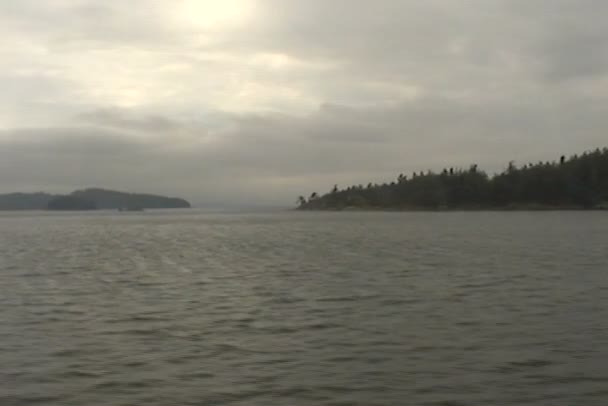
[494, 358, 554, 374]
[0, 395, 64, 404]
[93, 379, 164, 390]
[509, 358, 554, 368]
[317, 294, 379, 303]
[62, 369, 106, 378]
[210, 342, 265, 356]
[526, 373, 608, 384]
[51, 348, 84, 357]
[176, 371, 215, 379]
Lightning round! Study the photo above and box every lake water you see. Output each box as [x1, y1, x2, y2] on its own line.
[1, 210, 607, 405]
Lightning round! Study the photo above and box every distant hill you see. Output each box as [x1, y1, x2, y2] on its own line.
[47, 195, 97, 211]
[71, 188, 191, 210]
[0, 192, 55, 210]
[0, 188, 191, 210]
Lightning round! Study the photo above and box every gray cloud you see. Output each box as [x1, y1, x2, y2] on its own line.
[1, 1, 607, 205]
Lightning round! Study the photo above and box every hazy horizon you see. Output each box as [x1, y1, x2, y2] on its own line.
[2, 0, 607, 205]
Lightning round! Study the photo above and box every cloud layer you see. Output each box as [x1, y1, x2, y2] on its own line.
[1, 0, 607, 204]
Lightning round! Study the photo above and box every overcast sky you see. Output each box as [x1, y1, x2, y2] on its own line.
[1, 0, 607, 205]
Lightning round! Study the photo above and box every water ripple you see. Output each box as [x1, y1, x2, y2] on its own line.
[1, 210, 607, 405]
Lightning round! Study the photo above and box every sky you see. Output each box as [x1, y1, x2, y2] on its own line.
[1, 0, 607, 205]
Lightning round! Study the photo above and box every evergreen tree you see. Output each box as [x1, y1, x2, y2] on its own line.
[297, 147, 608, 210]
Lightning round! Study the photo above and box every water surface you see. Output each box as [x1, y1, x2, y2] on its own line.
[1, 210, 607, 405]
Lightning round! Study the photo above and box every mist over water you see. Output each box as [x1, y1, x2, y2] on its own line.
[1, 210, 607, 405]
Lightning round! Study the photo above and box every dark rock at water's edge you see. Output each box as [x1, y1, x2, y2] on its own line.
[0, 188, 191, 210]
[47, 196, 97, 211]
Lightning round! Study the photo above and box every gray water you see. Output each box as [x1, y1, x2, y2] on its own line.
[1, 210, 607, 405]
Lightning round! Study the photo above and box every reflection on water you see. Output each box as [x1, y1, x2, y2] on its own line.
[1, 210, 607, 405]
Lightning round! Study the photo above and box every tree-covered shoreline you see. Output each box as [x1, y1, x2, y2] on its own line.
[0, 188, 191, 211]
[297, 147, 608, 211]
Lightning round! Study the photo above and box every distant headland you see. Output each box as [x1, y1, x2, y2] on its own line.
[0, 188, 191, 211]
[297, 147, 608, 211]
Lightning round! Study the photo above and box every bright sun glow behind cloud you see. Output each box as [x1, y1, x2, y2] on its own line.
[2, 0, 608, 203]
[176, 0, 255, 30]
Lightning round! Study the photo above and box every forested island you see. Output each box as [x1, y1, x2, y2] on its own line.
[0, 188, 191, 211]
[47, 195, 97, 211]
[297, 147, 608, 211]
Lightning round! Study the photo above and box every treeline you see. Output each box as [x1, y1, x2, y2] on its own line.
[47, 195, 96, 211]
[0, 188, 191, 210]
[297, 147, 608, 210]
[0, 192, 54, 210]
[71, 188, 190, 209]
